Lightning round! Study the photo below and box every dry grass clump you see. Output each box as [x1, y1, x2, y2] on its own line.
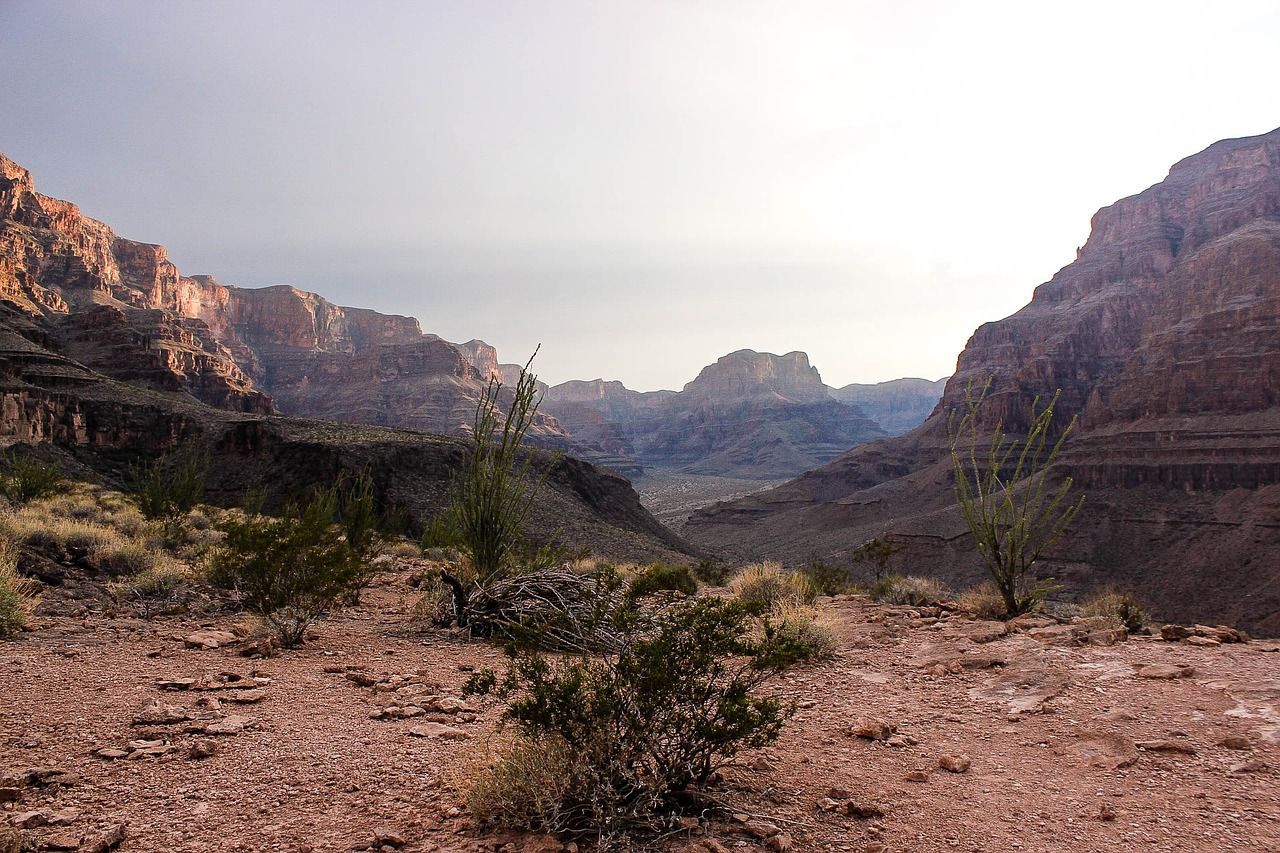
[1079, 587, 1147, 633]
[956, 581, 1008, 620]
[0, 509, 124, 556]
[729, 561, 817, 610]
[0, 537, 37, 638]
[381, 540, 422, 559]
[464, 734, 587, 835]
[871, 574, 949, 606]
[766, 601, 838, 661]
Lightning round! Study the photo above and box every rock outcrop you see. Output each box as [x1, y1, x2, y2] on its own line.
[687, 128, 1280, 635]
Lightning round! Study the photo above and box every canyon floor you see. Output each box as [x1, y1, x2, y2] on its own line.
[2, 564, 1278, 853]
[633, 471, 788, 532]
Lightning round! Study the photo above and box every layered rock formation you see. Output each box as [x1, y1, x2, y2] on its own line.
[542, 350, 888, 478]
[687, 128, 1280, 635]
[831, 377, 947, 436]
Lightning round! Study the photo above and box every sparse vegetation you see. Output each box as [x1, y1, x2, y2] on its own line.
[1079, 587, 1147, 633]
[956, 581, 1008, 619]
[761, 601, 838, 663]
[851, 536, 905, 584]
[692, 556, 732, 586]
[0, 449, 62, 504]
[464, 596, 807, 841]
[949, 378, 1085, 616]
[211, 477, 372, 647]
[128, 449, 208, 522]
[800, 555, 854, 595]
[728, 560, 817, 611]
[0, 537, 36, 638]
[870, 573, 948, 606]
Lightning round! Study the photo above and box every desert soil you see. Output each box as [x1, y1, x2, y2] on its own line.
[2, 566, 1278, 852]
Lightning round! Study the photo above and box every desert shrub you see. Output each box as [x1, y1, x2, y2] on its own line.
[871, 574, 948, 606]
[761, 602, 837, 663]
[851, 536, 905, 584]
[956, 581, 1008, 619]
[383, 540, 423, 559]
[0, 450, 62, 504]
[1079, 588, 1147, 633]
[465, 597, 804, 840]
[0, 538, 36, 638]
[420, 506, 465, 551]
[109, 560, 193, 618]
[626, 563, 697, 602]
[0, 508, 123, 557]
[90, 539, 167, 576]
[729, 561, 816, 611]
[692, 556, 732, 586]
[800, 556, 854, 596]
[129, 449, 208, 521]
[949, 378, 1085, 616]
[211, 482, 365, 647]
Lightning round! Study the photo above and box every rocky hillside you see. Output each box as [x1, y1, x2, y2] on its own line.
[687, 128, 1280, 635]
[542, 350, 890, 479]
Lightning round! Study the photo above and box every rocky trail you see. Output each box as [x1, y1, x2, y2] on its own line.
[2, 568, 1277, 852]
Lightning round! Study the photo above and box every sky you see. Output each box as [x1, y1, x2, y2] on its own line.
[1, 1, 1278, 391]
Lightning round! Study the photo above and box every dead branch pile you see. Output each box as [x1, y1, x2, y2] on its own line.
[466, 569, 626, 653]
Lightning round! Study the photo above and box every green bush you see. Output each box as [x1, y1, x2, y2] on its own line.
[211, 481, 366, 647]
[851, 536, 904, 584]
[465, 597, 804, 839]
[128, 449, 208, 521]
[0, 451, 62, 504]
[626, 563, 697, 602]
[419, 506, 465, 550]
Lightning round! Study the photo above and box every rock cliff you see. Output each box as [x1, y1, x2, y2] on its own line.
[686, 128, 1280, 635]
[831, 377, 948, 436]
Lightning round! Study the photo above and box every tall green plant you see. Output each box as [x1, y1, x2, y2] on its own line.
[0, 450, 62, 504]
[948, 378, 1085, 616]
[442, 351, 555, 625]
[129, 449, 208, 521]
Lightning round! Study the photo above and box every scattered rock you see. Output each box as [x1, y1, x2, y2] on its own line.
[1135, 663, 1195, 680]
[201, 715, 251, 735]
[44, 831, 81, 851]
[904, 769, 929, 783]
[93, 748, 129, 761]
[132, 701, 189, 725]
[81, 823, 126, 853]
[1136, 740, 1196, 755]
[849, 717, 895, 741]
[765, 833, 792, 851]
[225, 688, 268, 704]
[1229, 759, 1268, 773]
[938, 753, 971, 773]
[1097, 804, 1117, 822]
[1186, 635, 1221, 647]
[844, 801, 885, 819]
[1217, 735, 1252, 750]
[744, 821, 781, 839]
[188, 739, 218, 759]
[372, 827, 406, 848]
[184, 630, 239, 650]
[408, 723, 469, 740]
[1069, 731, 1139, 769]
[9, 811, 45, 829]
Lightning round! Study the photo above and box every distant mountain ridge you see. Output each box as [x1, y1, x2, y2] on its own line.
[540, 350, 946, 478]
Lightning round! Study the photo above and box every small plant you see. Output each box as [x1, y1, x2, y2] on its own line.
[693, 556, 732, 586]
[956, 581, 1008, 619]
[626, 563, 697, 602]
[851, 536, 904, 584]
[211, 480, 366, 647]
[728, 561, 816, 611]
[419, 506, 465, 551]
[0, 450, 62, 504]
[128, 449, 208, 522]
[465, 597, 806, 840]
[871, 574, 948, 606]
[800, 555, 854, 596]
[0, 538, 36, 638]
[949, 378, 1085, 616]
[1079, 587, 1147, 633]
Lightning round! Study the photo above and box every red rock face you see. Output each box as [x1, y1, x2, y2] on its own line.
[687, 128, 1280, 635]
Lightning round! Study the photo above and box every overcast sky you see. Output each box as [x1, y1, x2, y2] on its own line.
[1, 1, 1277, 390]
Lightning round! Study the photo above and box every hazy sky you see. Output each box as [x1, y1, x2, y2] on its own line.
[2, 1, 1278, 390]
